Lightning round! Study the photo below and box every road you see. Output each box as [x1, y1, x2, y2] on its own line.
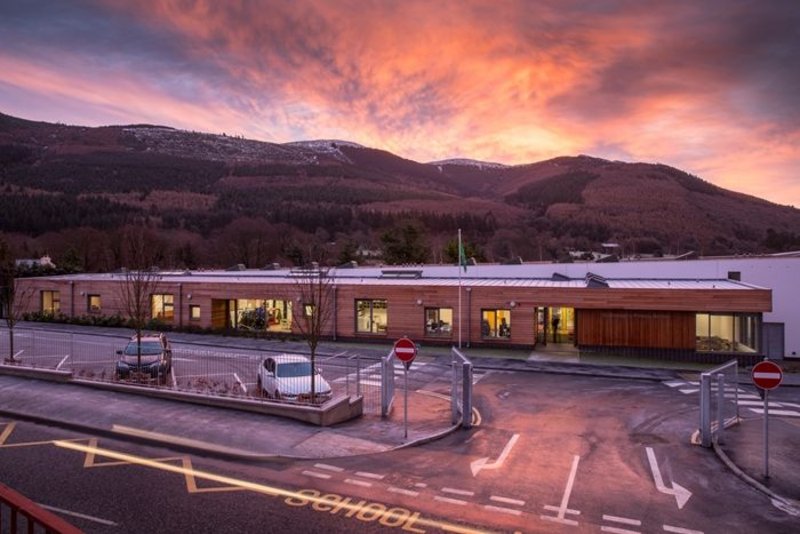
[2, 369, 799, 533]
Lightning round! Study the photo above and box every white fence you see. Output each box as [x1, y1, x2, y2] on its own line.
[699, 359, 740, 447]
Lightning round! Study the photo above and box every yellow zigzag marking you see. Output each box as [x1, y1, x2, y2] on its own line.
[0, 421, 243, 494]
[0, 421, 93, 449]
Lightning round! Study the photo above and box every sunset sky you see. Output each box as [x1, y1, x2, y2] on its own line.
[1, 0, 798, 206]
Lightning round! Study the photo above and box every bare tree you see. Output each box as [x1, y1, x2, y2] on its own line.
[116, 228, 162, 380]
[291, 265, 335, 403]
[0, 239, 34, 363]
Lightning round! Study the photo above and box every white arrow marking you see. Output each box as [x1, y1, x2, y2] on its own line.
[646, 447, 692, 509]
[471, 433, 520, 476]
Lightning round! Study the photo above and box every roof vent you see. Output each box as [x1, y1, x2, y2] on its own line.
[381, 269, 422, 279]
[585, 272, 608, 288]
[551, 272, 570, 281]
[263, 262, 281, 270]
[226, 263, 247, 271]
[339, 261, 358, 269]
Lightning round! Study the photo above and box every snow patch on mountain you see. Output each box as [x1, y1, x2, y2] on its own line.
[427, 158, 509, 170]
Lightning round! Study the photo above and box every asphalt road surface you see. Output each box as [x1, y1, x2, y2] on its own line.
[2, 370, 799, 533]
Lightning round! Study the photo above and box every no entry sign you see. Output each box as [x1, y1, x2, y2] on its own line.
[752, 360, 783, 390]
[393, 337, 417, 364]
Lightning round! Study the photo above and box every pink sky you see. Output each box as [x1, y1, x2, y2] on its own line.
[1, 0, 799, 206]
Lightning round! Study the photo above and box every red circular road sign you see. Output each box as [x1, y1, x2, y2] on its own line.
[393, 337, 417, 363]
[752, 360, 783, 390]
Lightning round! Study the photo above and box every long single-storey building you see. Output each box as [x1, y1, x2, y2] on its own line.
[11, 254, 796, 365]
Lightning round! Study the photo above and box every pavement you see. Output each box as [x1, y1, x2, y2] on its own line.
[1, 322, 799, 513]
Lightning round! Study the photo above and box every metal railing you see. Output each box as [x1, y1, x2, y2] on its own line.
[451, 347, 473, 429]
[380, 349, 395, 417]
[699, 359, 740, 447]
[0, 482, 82, 534]
[0, 326, 378, 410]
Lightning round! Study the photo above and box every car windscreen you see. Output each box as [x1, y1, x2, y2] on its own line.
[276, 361, 312, 377]
[123, 341, 163, 356]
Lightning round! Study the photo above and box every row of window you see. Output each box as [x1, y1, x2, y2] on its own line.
[38, 290, 760, 352]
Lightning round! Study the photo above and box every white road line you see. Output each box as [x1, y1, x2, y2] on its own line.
[543, 505, 579, 515]
[301, 470, 331, 479]
[359, 379, 382, 387]
[441, 487, 475, 497]
[344, 478, 373, 488]
[679, 388, 699, 394]
[355, 471, 385, 480]
[434, 496, 468, 506]
[233, 373, 246, 393]
[414, 482, 428, 488]
[483, 504, 522, 516]
[541, 454, 581, 526]
[603, 515, 642, 526]
[730, 394, 759, 400]
[313, 463, 344, 473]
[738, 400, 783, 407]
[55, 354, 70, 370]
[37, 504, 117, 526]
[780, 402, 800, 408]
[490, 495, 525, 506]
[663, 525, 704, 534]
[388, 487, 419, 497]
[748, 408, 800, 417]
[664, 381, 686, 388]
[601, 526, 640, 534]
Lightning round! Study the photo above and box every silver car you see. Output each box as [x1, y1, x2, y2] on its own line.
[256, 353, 332, 402]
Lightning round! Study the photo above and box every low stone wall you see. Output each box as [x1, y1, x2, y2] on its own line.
[0, 364, 363, 426]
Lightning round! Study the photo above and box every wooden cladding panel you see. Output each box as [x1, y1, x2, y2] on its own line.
[576, 309, 696, 349]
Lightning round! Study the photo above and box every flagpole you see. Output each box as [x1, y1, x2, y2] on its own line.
[458, 228, 462, 349]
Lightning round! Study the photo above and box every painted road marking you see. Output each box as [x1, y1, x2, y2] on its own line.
[603, 515, 641, 526]
[301, 470, 331, 480]
[442, 487, 475, 497]
[471, 433, 520, 476]
[490, 495, 525, 506]
[233, 373, 246, 393]
[748, 408, 800, 417]
[355, 471, 384, 480]
[483, 504, 521, 516]
[414, 482, 428, 488]
[314, 463, 344, 473]
[663, 525, 704, 534]
[433, 495, 468, 506]
[678, 389, 699, 394]
[543, 505, 579, 514]
[345, 478, 373, 488]
[541, 455, 581, 526]
[646, 447, 692, 509]
[737, 400, 782, 407]
[601, 527, 639, 534]
[37, 504, 118, 526]
[388, 487, 419, 497]
[52, 441, 469, 533]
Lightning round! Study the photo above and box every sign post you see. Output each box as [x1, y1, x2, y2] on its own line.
[393, 337, 418, 440]
[752, 359, 783, 478]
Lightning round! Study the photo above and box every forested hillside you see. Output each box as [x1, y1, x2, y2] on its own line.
[1, 112, 799, 271]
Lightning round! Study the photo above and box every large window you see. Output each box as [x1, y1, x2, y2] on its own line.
[696, 313, 759, 353]
[151, 294, 174, 321]
[234, 298, 292, 332]
[425, 307, 453, 336]
[481, 309, 511, 339]
[189, 305, 201, 321]
[41, 290, 60, 315]
[355, 299, 388, 334]
[87, 294, 101, 313]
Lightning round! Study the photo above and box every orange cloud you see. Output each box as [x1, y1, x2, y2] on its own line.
[1, 0, 798, 206]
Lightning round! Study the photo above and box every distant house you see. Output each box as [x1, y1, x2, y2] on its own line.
[15, 255, 56, 269]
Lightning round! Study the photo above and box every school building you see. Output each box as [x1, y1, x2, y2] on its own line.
[13, 253, 799, 364]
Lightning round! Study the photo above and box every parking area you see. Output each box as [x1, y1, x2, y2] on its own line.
[1, 327, 386, 410]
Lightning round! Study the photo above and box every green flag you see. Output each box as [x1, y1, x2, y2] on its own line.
[458, 237, 468, 272]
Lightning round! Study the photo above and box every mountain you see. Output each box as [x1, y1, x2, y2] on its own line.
[1, 111, 799, 270]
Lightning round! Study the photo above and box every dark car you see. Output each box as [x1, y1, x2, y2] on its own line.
[115, 333, 172, 384]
